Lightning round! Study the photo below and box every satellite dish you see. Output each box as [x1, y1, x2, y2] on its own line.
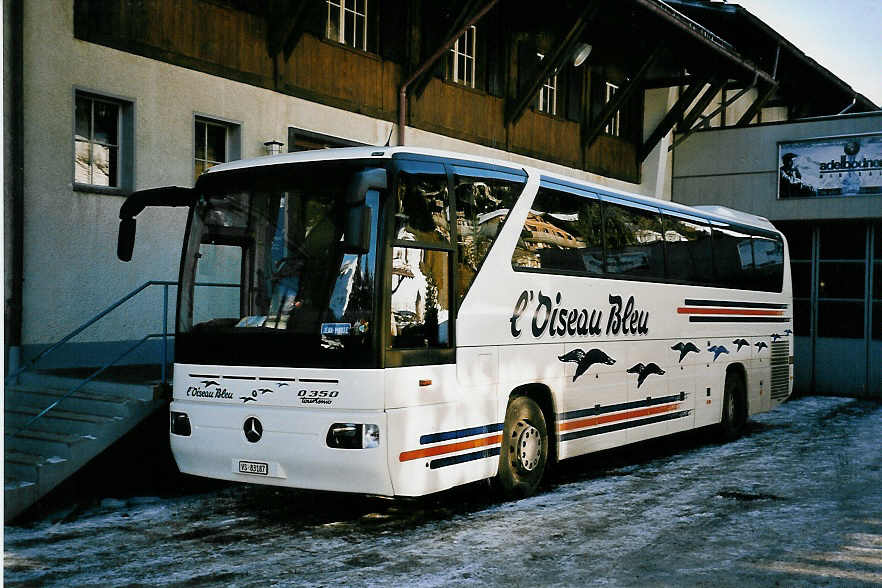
[573, 43, 592, 67]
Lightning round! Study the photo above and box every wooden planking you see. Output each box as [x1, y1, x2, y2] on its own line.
[509, 110, 581, 169]
[411, 79, 506, 147]
[584, 135, 640, 183]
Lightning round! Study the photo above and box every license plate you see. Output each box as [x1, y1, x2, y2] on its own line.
[238, 460, 268, 476]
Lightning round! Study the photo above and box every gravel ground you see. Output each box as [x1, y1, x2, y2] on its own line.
[4, 395, 881, 586]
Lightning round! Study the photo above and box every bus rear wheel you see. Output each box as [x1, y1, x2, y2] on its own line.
[719, 372, 747, 441]
[497, 396, 548, 498]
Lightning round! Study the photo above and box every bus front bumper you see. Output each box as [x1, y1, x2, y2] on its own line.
[169, 400, 394, 495]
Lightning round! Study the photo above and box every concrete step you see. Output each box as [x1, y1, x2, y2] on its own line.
[17, 372, 157, 402]
[3, 378, 166, 522]
[5, 386, 134, 418]
[5, 405, 123, 436]
[5, 429, 94, 462]
[4, 451, 68, 482]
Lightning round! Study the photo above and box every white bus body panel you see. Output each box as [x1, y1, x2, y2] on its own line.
[171, 364, 394, 495]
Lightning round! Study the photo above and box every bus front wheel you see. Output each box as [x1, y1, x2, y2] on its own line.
[719, 372, 747, 441]
[497, 396, 548, 497]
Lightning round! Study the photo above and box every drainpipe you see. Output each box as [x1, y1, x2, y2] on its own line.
[5, 0, 24, 378]
[397, 0, 498, 146]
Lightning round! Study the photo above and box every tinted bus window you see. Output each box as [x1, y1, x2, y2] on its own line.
[712, 226, 754, 288]
[663, 214, 713, 284]
[512, 187, 603, 274]
[395, 163, 449, 243]
[604, 201, 665, 279]
[752, 235, 785, 292]
[455, 171, 524, 306]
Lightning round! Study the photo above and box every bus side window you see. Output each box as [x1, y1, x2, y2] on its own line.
[390, 247, 450, 348]
[712, 226, 754, 288]
[751, 235, 785, 292]
[454, 172, 524, 306]
[604, 201, 666, 279]
[395, 165, 449, 243]
[662, 214, 713, 284]
[512, 186, 603, 274]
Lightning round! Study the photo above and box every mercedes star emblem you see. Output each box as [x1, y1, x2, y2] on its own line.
[243, 416, 263, 443]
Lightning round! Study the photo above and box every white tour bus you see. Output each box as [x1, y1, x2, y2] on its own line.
[118, 146, 792, 497]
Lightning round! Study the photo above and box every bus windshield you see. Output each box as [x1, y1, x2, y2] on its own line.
[176, 161, 381, 368]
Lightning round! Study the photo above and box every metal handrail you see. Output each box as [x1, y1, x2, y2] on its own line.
[11, 333, 167, 437]
[6, 280, 238, 434]
[5, 280, 175, 385]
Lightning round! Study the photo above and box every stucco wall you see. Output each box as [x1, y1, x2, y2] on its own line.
[671, 111, 882, 220]
[20, 0, 675, 361]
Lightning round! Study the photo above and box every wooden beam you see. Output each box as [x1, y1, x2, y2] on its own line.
[677, 76, 725, 132]
[266, 1, 305, 57]
[582, 45, 662, 152]
[638, 75, 709, 162]
[694, 84, 752, 130]
[736, 82, 778, 126]
[505, 1, 600, 126]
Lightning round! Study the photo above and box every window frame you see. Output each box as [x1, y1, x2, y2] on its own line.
[603, 81, 621, 136]
[193, 114, 242, 183]
[326, 0, 369, 52]
[73, 89, 134, 194]
[448, 25, 477, 88]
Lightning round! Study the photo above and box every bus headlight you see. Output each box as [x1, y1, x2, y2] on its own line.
[326, 423, 380, 449]
[170, 411, 191, 436]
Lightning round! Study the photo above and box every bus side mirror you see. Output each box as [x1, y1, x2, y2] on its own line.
[118, 217, 136, 262]
[343, 205, 372, 254]
[342, 169, 386, 254]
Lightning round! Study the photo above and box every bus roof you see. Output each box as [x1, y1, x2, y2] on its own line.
[203, 146, 778, 234]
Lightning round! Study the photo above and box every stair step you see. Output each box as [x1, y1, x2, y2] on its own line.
[4, 451, 69, 482]
[5, 406, 122, 436]
[5, 386, 134, 418]
[5, 429, 94, 461]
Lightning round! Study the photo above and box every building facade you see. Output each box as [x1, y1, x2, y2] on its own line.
[672, 112, 882, 398]
[4, 0, 876, 385]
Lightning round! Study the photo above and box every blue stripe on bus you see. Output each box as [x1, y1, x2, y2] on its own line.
[558, 394, 683, 422]
[429, 447, 501, 470]
[684, 299, 788, 309]
[560, 410, 692, 442]
[420, 423, 504, 445]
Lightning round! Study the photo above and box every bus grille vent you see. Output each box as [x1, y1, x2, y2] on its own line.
[770, 341, 790, 400]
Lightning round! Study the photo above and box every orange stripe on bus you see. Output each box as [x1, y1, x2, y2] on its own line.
[558, 403, 679, 432]
[399, 434, 502, 462]
[677, 307, 784, 316]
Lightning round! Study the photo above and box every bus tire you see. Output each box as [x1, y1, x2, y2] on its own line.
[719, 372, 746, 441]
[497, 396, 548, 498]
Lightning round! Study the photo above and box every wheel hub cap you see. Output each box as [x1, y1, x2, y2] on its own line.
[516, 423, 541, 472]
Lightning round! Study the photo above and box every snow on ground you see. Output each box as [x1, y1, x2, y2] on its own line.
[5, 396, 881, 586]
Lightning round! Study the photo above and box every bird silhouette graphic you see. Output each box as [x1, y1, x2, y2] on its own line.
[755, 341, 768, 352]
[732, 338, 749, 352]
[200, 380, 220, 387]
[558, 348, 616, 382]
[671, 342, 700, 363]
[258, 388, 273, 395]
[771, 333, 782, 341]
[240, 396, 257, 403]
[784, 329, 793, 336]
[627, 363, 666, 388]
[276, 382, 289, 387]
[708, 345, 729, 361]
